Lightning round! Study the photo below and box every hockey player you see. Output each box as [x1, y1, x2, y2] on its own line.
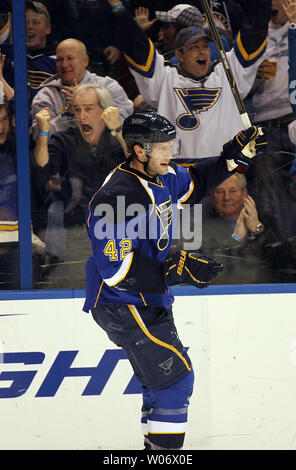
[83, 110, 267, 450]
[106, 0, 271, 159]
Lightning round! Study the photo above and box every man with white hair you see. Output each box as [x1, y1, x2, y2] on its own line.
[33, 83, 126, 265]
[201, 172, 296, 283]
[31, 37, 134, 141]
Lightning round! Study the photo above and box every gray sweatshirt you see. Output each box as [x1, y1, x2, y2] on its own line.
[31, 70, 134, 141]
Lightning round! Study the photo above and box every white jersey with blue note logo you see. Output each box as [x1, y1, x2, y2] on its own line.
[110, 3, 270, 158]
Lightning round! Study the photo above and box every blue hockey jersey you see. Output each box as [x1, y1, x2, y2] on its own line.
[83, 157, 232, 312]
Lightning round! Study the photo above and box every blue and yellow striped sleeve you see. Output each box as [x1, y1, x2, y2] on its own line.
[233, 0, 270, 67]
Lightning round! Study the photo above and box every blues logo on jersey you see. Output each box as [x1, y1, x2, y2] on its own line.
[174, 87, 221, 130]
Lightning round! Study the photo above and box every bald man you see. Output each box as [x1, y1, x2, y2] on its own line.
[31, 38, 133, 141]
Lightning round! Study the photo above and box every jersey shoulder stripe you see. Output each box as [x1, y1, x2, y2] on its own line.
[234, 31, 267, 67]
[124, 38, 157, 78]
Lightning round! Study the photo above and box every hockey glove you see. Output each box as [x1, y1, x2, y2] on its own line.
[165, 250, 223, 289]
[222, 126, 268, 173]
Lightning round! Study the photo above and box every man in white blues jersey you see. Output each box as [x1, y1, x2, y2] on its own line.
[106, 0, 271, 159]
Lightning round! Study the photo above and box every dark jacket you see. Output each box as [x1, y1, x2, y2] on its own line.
[35, 126, 125, 214]
[201, 206, 296, 284]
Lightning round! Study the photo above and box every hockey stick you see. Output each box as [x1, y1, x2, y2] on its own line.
[200, 0, 251, 129]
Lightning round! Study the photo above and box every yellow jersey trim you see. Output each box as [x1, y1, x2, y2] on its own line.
[123, 38, 155, 72]
[236, 31, 267, 61]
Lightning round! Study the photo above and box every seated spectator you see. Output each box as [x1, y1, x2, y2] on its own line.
[200, 173, 296, 283]
[108, 0, 270, 159]
[31, 1, 146, 111]
[31, 37, 134, 141]
[33, 84, 126, 266]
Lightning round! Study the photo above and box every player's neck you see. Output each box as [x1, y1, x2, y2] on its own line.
[129, 159, 157, 179]
[130, 158, 149, 176]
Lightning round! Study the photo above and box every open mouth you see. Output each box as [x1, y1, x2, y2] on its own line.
[271, 9, 278, 18]
[26, 33, 36, 41]
[81, 124, 92, 135]
[197, 59, 206, 65]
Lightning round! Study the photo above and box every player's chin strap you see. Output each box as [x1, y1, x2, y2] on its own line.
[132, 151, 157, 177]
[139, 156, 151, 175]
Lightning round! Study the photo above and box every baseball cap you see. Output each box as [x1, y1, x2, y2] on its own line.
[175, 26, 210, 49]
[155, 4, 203, 28]
[26, 1, 51, 24]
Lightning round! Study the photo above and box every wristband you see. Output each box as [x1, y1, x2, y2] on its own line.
[112, 3, 123, 11]
[232, 233, 243, 242]
[39, 130, 49, 137]
[110, 126, 122, 136]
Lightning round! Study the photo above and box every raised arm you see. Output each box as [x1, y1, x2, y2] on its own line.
[233, 0, 271, 66]
[0, 52, 14, 101]
[34, 107, 51, 167]
[101, 105, 128, 157]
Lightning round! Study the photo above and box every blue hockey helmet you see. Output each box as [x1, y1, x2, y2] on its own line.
[122, 110, 177, 155]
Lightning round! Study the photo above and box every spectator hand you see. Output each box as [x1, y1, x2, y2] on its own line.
[101, 106, 121, 132]
[283, 0, 296, 23]
[233, 207, 248, 241]
[104, 46, 121, 65]
[133, 94, 145, 109]
[135, 7, 158, 31]
[242, 195, 260, 232]
[256, 59, 277, 79]
[45, 174, 62, 192]
[35, 107, 50, 133]
[222, 126, 268, 173]
[0, 51, 14, 102]
[165, 250, 223, 288]
[61, 79, 78, 114]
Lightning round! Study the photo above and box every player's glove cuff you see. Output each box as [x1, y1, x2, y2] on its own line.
[165, 250, 223, 289]
[222, 126, 268, 173]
